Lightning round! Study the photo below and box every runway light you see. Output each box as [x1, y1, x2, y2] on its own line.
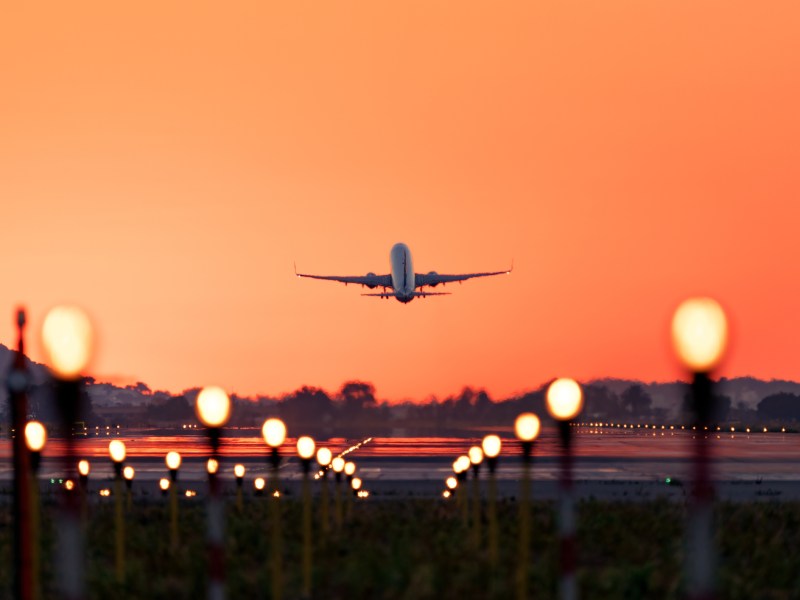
[41, 306, 94, 379]
[515, 413, 541, 441]
[78, 460, 90, 477]
[159, 478, 170, 491]
[99, 488, 111, 497]
[254, 477, 266, 491]
[443, 490, 451, 499]
[109, 440, 126, 464]
[207, 458, 219, 475]
[195, 386, 232, 428]
[331, 457, 345, 473]
[262, 418, 287, 448]
[297, 436, 316, 460]
[317, 447, 332, 467]
[482, 435, 501, 459]
[166, 451, 182, 471]
[234, 464, 245, 478]
[468, 446, 484, 465]
[446, 476, 458, 490]
[454, 455, 470, 474]
[123, 466, 134, 481]
[546, 378, 584, 421]
[671, 297, 728, 373]
[65, 480, 75, 491]
[24, 421, 47, 452]
[351, 477, 362, 491]
[344, 461, 356, 476]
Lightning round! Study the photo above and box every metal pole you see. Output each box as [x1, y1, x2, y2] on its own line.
[113, 464, 125, 583]
[557, 421, 577, 600]
[169, 468, 179, 549]
[334, 471, 343, 531]
[270, 449, 282, 600]
[301, 459, 312, 599]
[471, 465, 482, 550]
[487, 457, 498, 567]
[517, 441, 533, 600]
[320, 470, 330, 536]
[687, 373, 716, 600]
[8, 309, 33, 600]
[207, 429, 226, 600]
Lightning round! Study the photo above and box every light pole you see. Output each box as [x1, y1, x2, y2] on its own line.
[196, 385, 233, 600]
[123, 466, 135, 511]
[331, 456, 345, 531]
[344, 461, 356, 521]
[8, 308, 33, 600]
[41, 305, 93, 600]
[24, 421, 46, 600]
[546, 378, 584, 600]
[316, 448, 332, 536]
[254, 477, 266, 497]
[672, 297, 728, 600]
[514, 412, 541, 600]
[296, 436, 316, 599]
[77, 459, 90, 524]
[165, 451, 182, 549]
[482, 435, 502, 567]
[159, 478, 170, 499]
[468, 445, 484, 550]
[454, 455, 471, 527]
[108, 440, 127, 583]
[262, 418, 287, 600]
[234, 464, 246, 511]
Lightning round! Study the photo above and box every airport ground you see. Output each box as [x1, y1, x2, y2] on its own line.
[1, 496, 798, 600]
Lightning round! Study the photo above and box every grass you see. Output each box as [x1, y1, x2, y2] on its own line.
[2, 495, 800, 599]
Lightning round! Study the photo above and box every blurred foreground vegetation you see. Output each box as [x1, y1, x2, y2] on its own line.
[1, 497, 799, 599]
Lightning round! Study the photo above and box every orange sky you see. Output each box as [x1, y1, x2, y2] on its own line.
[1, 2, 799, 401]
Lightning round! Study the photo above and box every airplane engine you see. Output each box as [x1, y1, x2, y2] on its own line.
[426, 271, 439, 287]
[365, 272, 377, 289]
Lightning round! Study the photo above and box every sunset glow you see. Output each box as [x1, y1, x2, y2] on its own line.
[2, 3, 799, 400]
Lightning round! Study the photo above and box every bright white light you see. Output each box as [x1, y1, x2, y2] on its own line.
[166, 451, 182, 470]
[316, 447, 332, 467]
[262, 418, 287, 448]
[108, 440, 126, 463]
[546, 378, 584, 421]
[468, 446, 483, 465]
[671, 297, 729, 372]
[332, 457, 345, 473]
[24, 421, 47, 452]
[297, 436, 316, 460]
[515, 413, 541, 442]
[234, 464, 245, 478]
[195, 386, 231, 428]
[41, 306, 94, 379]
[482, 435, 501, 458]
[123, 466, 135, 480]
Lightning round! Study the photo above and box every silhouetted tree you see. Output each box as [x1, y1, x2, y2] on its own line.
[758, 393, 800, 420]
[621, 385, 652, 416]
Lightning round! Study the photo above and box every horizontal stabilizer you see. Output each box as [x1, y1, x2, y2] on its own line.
[360, 291, 452, 298]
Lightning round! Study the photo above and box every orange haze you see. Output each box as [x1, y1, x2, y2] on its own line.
[1, 2, 799, 400]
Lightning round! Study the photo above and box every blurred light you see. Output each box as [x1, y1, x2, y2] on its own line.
[159, 478, 170, 491]
[351, 477, 362, 490]
[41, 306, 94, 380]
[207, 458, 219, 475]
[65, 480, 75, 491]
[99, 488, 111, 497]
[332, 457, 345, 473]
[442, 490, 451, 499]
[671, 297, 728, 372]
[515, 413, 541, 441]
[108, 440, 126, 463]
[24, 421, 47, 452]
[344, 461, 356, 476]
[123, 466, 135, 481]
[185, 490, 196, 498]
[482, 435, 501, 459]
[262, 418, 287, 448]
[316, 447, 332, 467]
[195, 386, 232, 428]
[468, 446, 484, 465]
[297, 436, 316, 460]
[234, 464, 245, 478]
[454, 455, 471, 474]
[546, 378, 584, 421]
[254, 477, 266, 491]
[446, 476, 458, 490]
[273, 490, 280, 498]
[166, 451, 182, 471]
[78, 460, 90, 476]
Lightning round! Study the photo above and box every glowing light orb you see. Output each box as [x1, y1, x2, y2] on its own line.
[159, 478, 170, 491]
[123, 466, 135, 480]
[446, 476, 458, 490]
[41, 306, 94, 380]
[671, 297, 729, 372]
[166, 451, 182, 471]
[207, 458, 219, 474]
[78, 460, 90, 476]
[254, 477, 266, 491]
[108, 440, 126, 463]
[234, 464, 245, 478]
[351, 477, 362, 490]
[514, 413, 541, 442]
[546, 378, 584, 421]
[332, 457, 345, 473]
[482, 434, 502, 458]
[24, 421, 47, 452]
[468, 446, 484, 465]
[297, 436, 316, 460]
[344, 461, 356, 476]
[262, 418, 287, 448]
[316, 447, 332, 467]
[195, 386, 232, 428]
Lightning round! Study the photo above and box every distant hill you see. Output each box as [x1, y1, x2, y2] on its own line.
[2, 343, 800, 432]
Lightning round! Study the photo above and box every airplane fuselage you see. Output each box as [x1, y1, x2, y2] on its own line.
[390, 242, 415, 303]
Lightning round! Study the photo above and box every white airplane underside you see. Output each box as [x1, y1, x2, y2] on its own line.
[296, 242, 511, 303]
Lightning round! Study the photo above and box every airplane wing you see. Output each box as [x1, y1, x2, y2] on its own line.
[415, 265, 512, 288]
[295, 266, 392, 288]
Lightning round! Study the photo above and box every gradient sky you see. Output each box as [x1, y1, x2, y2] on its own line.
[1, 2, 799, 401]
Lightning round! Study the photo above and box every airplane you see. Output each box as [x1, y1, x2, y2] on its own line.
[295, 242, 511, 303]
